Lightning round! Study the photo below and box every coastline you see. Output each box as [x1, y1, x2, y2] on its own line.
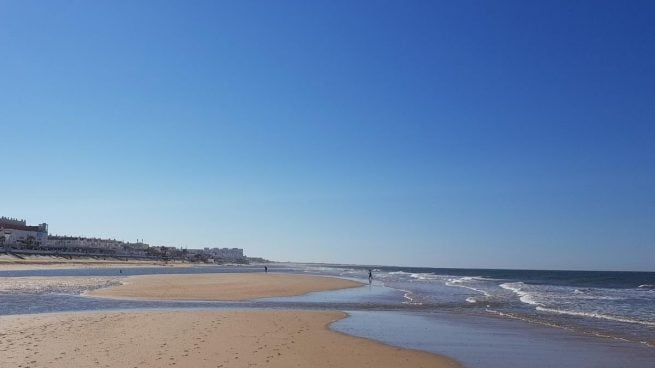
[2, 265, 653, 367]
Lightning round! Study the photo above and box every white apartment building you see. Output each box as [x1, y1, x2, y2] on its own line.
[45, 236, 149, 252]
[0, 217, 48, 245]
[204, 247, 245, 259]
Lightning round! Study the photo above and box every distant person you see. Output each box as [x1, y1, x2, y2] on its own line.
[265, 266, 268, 273]
[368, 269, 373, 285]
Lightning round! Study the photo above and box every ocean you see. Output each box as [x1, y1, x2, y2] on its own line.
[296, 265, 655, 347]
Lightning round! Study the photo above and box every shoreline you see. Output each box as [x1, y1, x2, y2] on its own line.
[3, 267, 652, 366]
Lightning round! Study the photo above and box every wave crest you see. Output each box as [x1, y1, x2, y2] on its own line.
[536, 306, 655, 327]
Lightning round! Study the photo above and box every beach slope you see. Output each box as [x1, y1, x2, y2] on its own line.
[0, 311, 461, 368]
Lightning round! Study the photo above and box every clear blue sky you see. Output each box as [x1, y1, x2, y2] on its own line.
[1, 1, 653, 271]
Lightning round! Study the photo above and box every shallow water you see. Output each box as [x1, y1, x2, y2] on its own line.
[332, 311, 655, 368]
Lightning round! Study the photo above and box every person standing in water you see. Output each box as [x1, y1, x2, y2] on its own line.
[368, 269, 373, 285]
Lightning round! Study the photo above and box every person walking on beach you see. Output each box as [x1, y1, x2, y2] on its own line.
[368, 269, 373, 285]
[264, 266, 268, 273]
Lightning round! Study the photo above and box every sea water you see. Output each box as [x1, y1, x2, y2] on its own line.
[332, 311, 655, 368]
[294, 264, 655, 347]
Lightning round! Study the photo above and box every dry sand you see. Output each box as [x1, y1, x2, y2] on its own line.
[0, 311, 461, 368]
[88, 273, 363, 301]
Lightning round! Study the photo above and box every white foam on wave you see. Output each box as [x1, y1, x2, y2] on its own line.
[409, 273, 440, 281]
[536, 306, 655, 327]
[499, 282, 543, 306]
[569, 288, 625, 301]
[400, 289, 423, 305]
[465, 297, 477, 303]
[445, 276, 492, 297]
[638, 284, 654, 289]
[388, 271, 410, 275]
[447, 276, 473, 283]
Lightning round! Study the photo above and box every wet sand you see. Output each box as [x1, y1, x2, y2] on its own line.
[0, 311, 461, 368]
[0, 276, 121, 294]
[88, 273, 363, 301]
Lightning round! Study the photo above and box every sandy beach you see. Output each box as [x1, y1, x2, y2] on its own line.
[0, 310, 461, 368]
[0, 271, 460, 367]
[88, 273, 363, 300]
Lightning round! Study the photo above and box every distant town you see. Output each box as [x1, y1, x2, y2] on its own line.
[0, 216, 266, 264]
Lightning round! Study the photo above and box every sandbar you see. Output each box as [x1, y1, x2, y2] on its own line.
[88, 273, 363, 301]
